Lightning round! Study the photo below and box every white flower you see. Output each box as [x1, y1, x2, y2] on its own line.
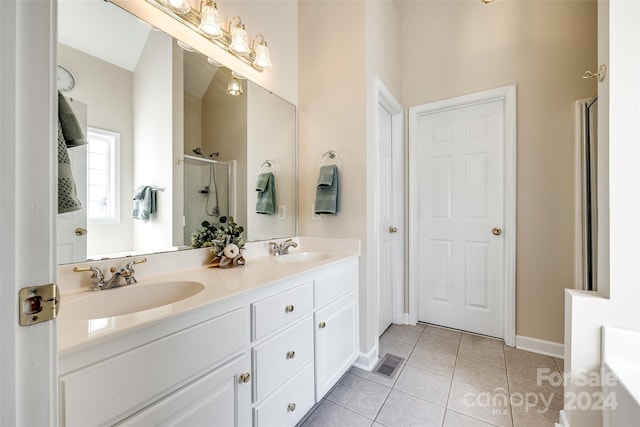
[223, 243, 240, 259]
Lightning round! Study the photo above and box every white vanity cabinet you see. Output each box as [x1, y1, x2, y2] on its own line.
[59, 306, 250, 427]
[250, 281, 316, 426]
[58, 254, 359, 427]
[313, 262, 359, 400]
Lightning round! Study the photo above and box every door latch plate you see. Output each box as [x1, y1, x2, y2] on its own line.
[19, 283, 60, 326]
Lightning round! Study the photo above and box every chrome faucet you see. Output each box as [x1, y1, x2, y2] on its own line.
[74, 258, 147, 291]
[269, 239, 298, 256]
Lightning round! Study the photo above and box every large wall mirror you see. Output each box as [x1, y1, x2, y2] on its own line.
[57, 0, 297, 264]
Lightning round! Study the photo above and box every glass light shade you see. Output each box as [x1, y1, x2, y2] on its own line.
[253, 42, 272, 70]
[227, 76, 243, 96]
[230, 25, 250, 54]
[162, 0, 190, 14]
[198, 2, 222, 38]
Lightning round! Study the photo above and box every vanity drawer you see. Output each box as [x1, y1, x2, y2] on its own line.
[252, 281, 313, 341]
[252, 316, 313, 402]
[253, 362, 315, 427]
[60, 307, 246, 427]
[314, 262, 358, 308]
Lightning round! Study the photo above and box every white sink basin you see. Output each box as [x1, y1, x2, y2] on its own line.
[275, 251, 331, 264]
[60, 281, 205, 321]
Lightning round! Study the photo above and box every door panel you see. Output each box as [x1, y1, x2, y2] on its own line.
[417, 100, 505, 338]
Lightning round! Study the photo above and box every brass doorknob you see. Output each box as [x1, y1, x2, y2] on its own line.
[388, 226, 398, 233]
[75, 227, 88, 236]
[239, 372, 250, 383]
[492, 227, 502, 236]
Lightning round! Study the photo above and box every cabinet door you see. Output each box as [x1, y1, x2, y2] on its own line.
[118, 355, 251, 427]
[314, 291, 358, 400]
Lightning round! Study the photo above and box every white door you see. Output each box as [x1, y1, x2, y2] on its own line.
[0, 0, 58, 424]
[377, 103, 394, 334]
[57, 98, 88, 264]
[414, 96, 507, 338]
[375, 79, 404, 337]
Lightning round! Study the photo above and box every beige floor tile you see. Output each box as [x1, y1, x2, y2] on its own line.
[507, 370, 563, 411]
[511, 401, 560, 427]
[443, 409, 495, 427]
[458, 339, 506, 369]
[416, 332, 460, 356]
[454, 357, 509, 392]
[326, 373, 390, 419]
[422, 324, 463, 340]
[504, 348, 559, 376]
[351, 364, 405, 388]
[300, 399, 373, 427]
[447, 380, 513, 427]
[393, 365, 452, 406]
[406, 345, 457, 377]
[380, 340, 415, 361]
[460, 333, 504, 351]
[380, 324, 423, 346]
[375, 390, 445, 427]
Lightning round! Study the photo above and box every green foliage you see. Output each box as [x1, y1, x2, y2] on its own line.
[190, 216, 246, 255]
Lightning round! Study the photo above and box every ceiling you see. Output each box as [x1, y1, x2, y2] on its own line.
[58, 0, 218, 98]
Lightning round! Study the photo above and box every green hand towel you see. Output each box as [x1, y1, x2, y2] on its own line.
[132, 186, 157, 222]
[314, 165, 340, 214]
[256, 172, 276, 215]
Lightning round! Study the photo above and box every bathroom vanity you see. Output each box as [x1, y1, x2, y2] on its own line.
[57, 241, 359, 427]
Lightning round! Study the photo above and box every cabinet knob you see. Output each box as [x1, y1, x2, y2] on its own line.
[319, 321, 326, 329]
[287, 350, 295, 359]
[287, 403, 296, 412]
[239, 372, 250, 383]
[285, 305, 295, 313]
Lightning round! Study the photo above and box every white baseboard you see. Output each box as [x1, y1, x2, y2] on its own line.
[556, 409, 570, 426]
[353, 345, 378, 371]
[516, 335, 564, 359]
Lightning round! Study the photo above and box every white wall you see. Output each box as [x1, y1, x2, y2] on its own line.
[299, 0, 402, 363]
[132, 31, 177, 253]
[246, 83, 297, 240]
[58, 44, 135, 257]
[564, 1, 640, 425]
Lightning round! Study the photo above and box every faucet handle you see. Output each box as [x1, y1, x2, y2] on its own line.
[73, 266, 104, 281]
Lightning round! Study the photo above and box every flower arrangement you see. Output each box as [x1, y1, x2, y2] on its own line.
[191, 216, 246, 268]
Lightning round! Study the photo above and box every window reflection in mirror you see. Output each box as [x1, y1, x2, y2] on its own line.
[56, 0, 296, 264]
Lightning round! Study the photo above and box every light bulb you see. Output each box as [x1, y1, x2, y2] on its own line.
[198, 1, 222, 38]
[253, 41, 272, 70]
[230, 24, 249, 54]
[162, 0, 190, 14]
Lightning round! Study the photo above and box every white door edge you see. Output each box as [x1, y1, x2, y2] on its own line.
[369, 76, 404, 340]
[0, 0, 59, 424]
[408, 85, 517, 347]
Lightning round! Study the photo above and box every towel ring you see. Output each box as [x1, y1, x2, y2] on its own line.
[260, 160, 275, 173]
[320, 149, 342, 167]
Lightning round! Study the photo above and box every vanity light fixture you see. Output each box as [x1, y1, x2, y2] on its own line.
[227, 72, 244, 96]
[177, 39, 197, 52]
[207, 57, 222, 67]
[251, 34, 272, 70]
[198, 0, 222, 38]
[228, 16, 250, 54]
[162, 0, 190, 14]
[146, 0, 272, 72]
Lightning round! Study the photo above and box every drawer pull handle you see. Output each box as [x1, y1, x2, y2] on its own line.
[287, 403, 296, 412]
[239, 372, 251, 383]
[285, 305, 295, 313]
[287, 350, 295, 359]
[319, 321, 326, 329]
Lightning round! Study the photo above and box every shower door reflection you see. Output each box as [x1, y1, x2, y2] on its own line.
[183, 155, 234, 246]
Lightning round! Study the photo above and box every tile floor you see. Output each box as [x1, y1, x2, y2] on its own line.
[299, 323, 564, 427]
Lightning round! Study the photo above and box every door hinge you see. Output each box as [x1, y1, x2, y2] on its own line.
[19, 283, 60, 326]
